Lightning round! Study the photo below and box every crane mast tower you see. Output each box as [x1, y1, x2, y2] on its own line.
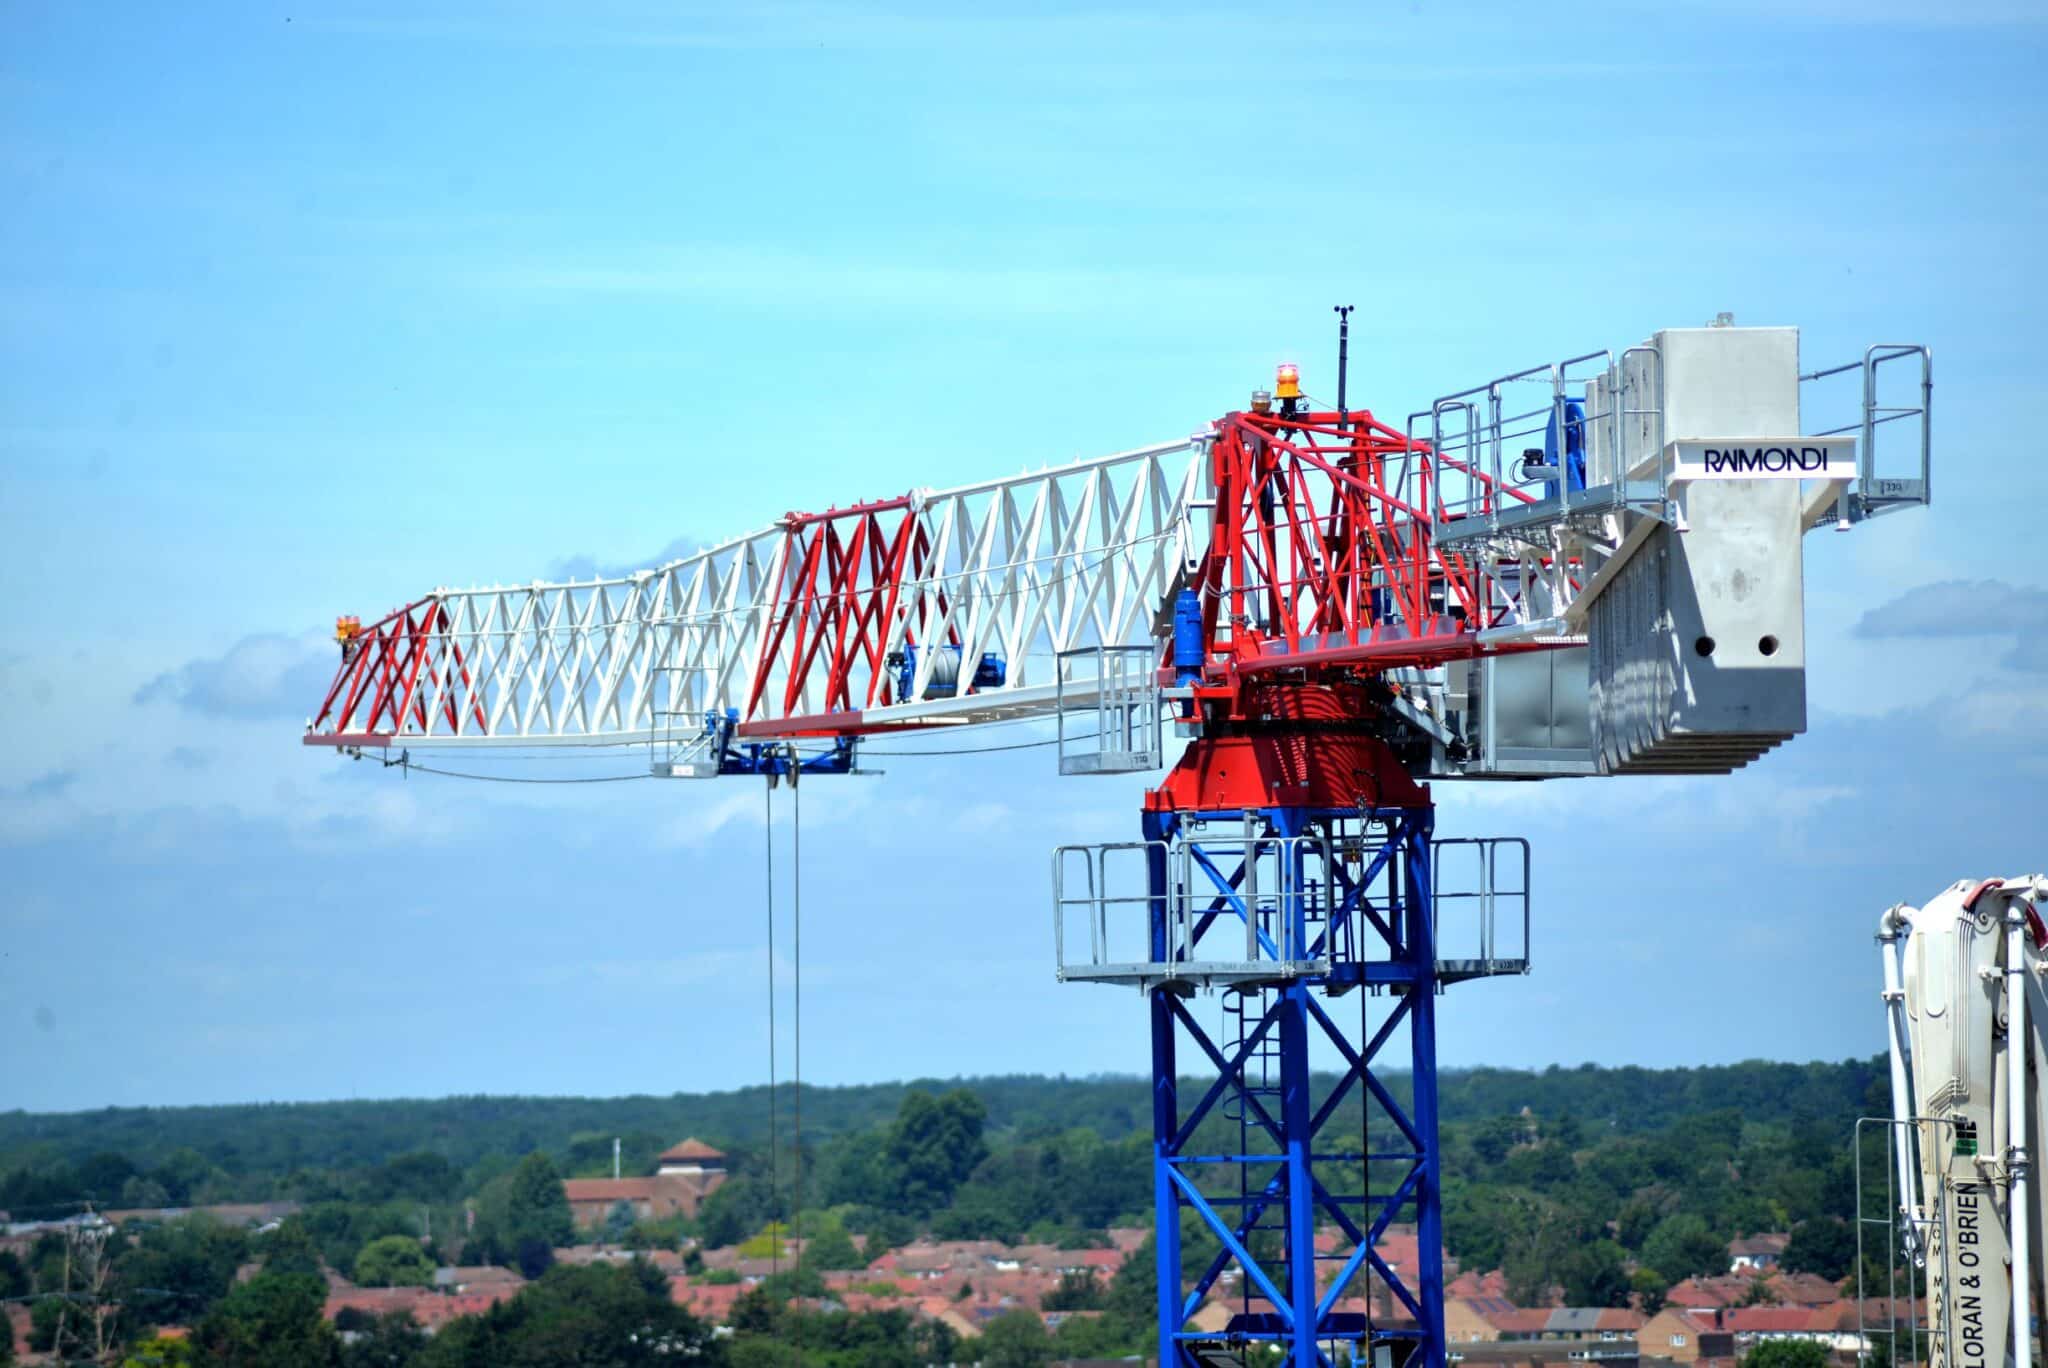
[306, 319, 1933, 1368]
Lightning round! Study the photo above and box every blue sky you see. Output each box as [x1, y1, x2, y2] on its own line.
[3, 1, 2045, 1113]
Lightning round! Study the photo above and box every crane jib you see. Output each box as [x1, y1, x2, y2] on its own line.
[303, 407, 1548, 749]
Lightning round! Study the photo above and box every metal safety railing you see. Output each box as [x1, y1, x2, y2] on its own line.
[1854, 1114, 1957, 1368]
[1053, 826, 1531, 988]
[1054, 644, 1163, 775]
[1395, 346, 1667, 639]
[1405, 348, 1665, 540]
[1802, 344, 1933, 524]
[1052, 833, 1331, 987]
[1429, 836, 1531, 980]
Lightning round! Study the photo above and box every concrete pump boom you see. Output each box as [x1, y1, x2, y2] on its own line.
[1878, 877, 2048, 1368]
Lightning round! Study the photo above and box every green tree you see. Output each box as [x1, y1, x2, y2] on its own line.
[1742, 1340, 1830, 1368]
[697, 1175, 775, 1251]
[1471, 1116, 1522, 1167]
[1642, 1213, 1728, 1285]
[1499, 1192, 1578, 1307]
[506, 1152, 574, 1246]
[850, 1208, 915, 1261]
[884, 1090, 988, 1214]
[420, 1261, 719, 1367]
[28, 1297, 64, 1353]
[1781, 1217, 1856, 1282]
[192, 1272, 342, 1368]
[258, 1219, 326, 1279]
[470, 1152, 573, 1269]
[371, 1153, 460, 1204]
[1630, 1268, 1668, 1315]
[797, 1220, 863, 1271]
[122, 1334, 196, 1367]
[120, 1215, 251, 1329]
[150, 1148, 219, 1205]
[730, 1284, 779, 1336]
[353, 1235, 435, 1288]
[1043, 1269, 1105, 1311]
[1738, 1276, 1779, 1307]
[1052, 1306, 1145, 1361]
[0, 1249, 27, 1300]
[979, 1309, 1056, 1368]
[724, 1343, 794, 1368]
[300, 1202, 420, 1275]
[1561, 1239, 1632, 1308]
[514, 1237, 553, 1279]
[1616, 1193, 1664, 1250]
[338, 1310, 427, 1368]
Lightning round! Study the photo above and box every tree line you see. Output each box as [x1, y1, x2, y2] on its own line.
[0, 1057, 1892, 1365]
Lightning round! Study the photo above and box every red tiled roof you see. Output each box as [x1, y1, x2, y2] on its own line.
[1765, 1272, 1845, 1306]
[1448, 1269, 1510, 1299]
[1645, 1307, 1719, 1337]
[416, 1288, 518, 1327]
[660, 1138, 726, 1162]
[671, 1278, 745, 1321]
[1724, 1306, 1826, 1333]
[1484, 1308, 1555, 1335]
[324, 1287, 433, 1321]
[564, 1178, 657, 1202]
[1667, 1276, 1749, 1309]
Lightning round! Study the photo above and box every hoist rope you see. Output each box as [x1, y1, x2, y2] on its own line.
[764, 780, 779, 1291]
[762, 764, 806, 1362]
[791, 768, 805, 1363]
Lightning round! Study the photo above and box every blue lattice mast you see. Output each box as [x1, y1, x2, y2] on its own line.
[1072, 677, 1525, 1368]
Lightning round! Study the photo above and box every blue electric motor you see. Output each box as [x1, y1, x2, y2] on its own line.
[1543, 397, 1589, 500]
[896, 644, 1005, 700]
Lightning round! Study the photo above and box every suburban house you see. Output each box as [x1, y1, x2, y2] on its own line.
[561, 1138, 728, 1230]
[1639, 1306, 1736, 1365]
[1728, 1233, 1790, 1274]
[1445, 1297, 1517, 1344]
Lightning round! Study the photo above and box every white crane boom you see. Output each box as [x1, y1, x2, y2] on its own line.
[306, 438, 1210, 750]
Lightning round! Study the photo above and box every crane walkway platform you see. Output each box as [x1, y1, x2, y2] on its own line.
[1053, 828, 1529, 992]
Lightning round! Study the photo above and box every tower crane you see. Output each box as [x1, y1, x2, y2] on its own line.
[1875, 876, 2046, 1368]
[305, 318, 1933, 1368]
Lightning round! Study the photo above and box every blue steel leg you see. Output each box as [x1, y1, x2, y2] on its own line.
[1144, 809, 1184, 1365]
[1262, 805, 1320, 1366]
[1405, 814, 1446, 1368]
[1279, 979, 1319, 1366]
[1152, 990, 1182, 1364]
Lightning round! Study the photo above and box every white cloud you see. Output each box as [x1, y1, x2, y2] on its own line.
[1855, 579, 2048, 645]
[134, 632, 338, 720]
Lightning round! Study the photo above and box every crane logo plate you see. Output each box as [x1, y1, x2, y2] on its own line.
[1667, 435, 1856, 483]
